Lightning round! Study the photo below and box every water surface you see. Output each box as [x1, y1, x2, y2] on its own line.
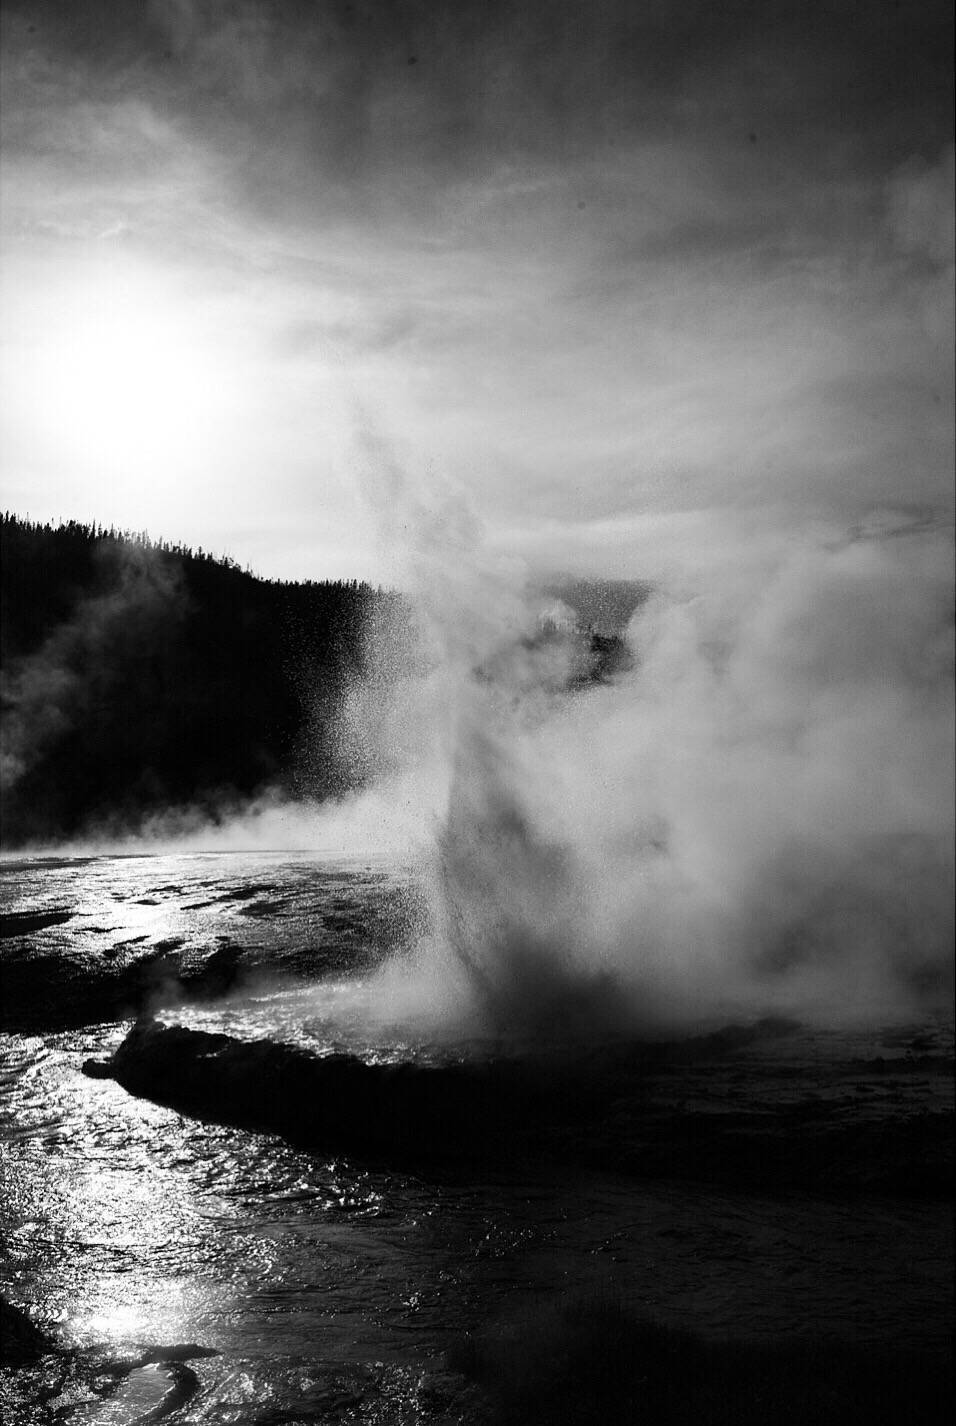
[1, 853, 952, 1423]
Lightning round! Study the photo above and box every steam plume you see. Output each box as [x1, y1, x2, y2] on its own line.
[358, 465, 954, 1037]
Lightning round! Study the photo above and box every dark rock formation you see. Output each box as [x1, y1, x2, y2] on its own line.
[84, 1017, 953, 1195]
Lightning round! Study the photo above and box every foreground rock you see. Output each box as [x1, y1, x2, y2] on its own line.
[84, 1016, 954, 1195]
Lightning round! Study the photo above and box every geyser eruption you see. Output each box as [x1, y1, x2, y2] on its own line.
[355, 468, 954, 1039]
[434, 708, 627, 1040]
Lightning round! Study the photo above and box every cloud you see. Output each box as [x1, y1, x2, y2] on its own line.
[9, 2, 953, 218]
[886, 145, 956, 264]
[1, 2, 952, 581]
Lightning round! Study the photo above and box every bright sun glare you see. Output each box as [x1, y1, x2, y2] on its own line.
[23, 265, 230, 501]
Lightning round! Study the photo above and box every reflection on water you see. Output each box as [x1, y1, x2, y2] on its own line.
[1, 854, 953, 1423]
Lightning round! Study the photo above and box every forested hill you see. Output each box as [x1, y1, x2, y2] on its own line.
[0, 514, 404, 846]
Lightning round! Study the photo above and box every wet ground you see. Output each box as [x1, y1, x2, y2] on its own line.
[0, 853, 952, 1423]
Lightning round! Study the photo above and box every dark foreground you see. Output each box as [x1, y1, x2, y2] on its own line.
[5, 1288, 953, 1426]
[86, 1012, 953, 1199]
[1, 853, 953, 1424]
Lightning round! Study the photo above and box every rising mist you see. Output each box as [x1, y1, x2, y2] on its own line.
[348, 469, 954, 1038]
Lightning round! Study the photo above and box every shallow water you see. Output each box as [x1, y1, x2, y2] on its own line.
[1, 854, 952, 1423]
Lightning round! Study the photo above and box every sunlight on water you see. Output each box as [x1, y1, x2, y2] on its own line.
[74, 1303, 149, 1342]
[1, 854, 952, 1426]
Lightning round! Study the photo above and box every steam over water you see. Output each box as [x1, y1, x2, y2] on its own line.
[2, 461, 954, 1426]
[2, 854, 952, 1425]
[2, 512, 953, 1423]
[338, 476, 955, 1041]
[29, 498, 951, 1040]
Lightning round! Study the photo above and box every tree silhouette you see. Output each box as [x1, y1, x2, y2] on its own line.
[0, 513, 405, 844]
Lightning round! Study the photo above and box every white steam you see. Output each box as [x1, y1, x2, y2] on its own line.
[356, 480, 954, 1035]
[14, 453, 951, 1042]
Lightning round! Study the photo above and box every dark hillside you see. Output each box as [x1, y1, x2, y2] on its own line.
[0, 514, 401, 845]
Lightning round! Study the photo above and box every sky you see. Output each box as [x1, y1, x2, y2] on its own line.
[1, 0, 953, 583]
